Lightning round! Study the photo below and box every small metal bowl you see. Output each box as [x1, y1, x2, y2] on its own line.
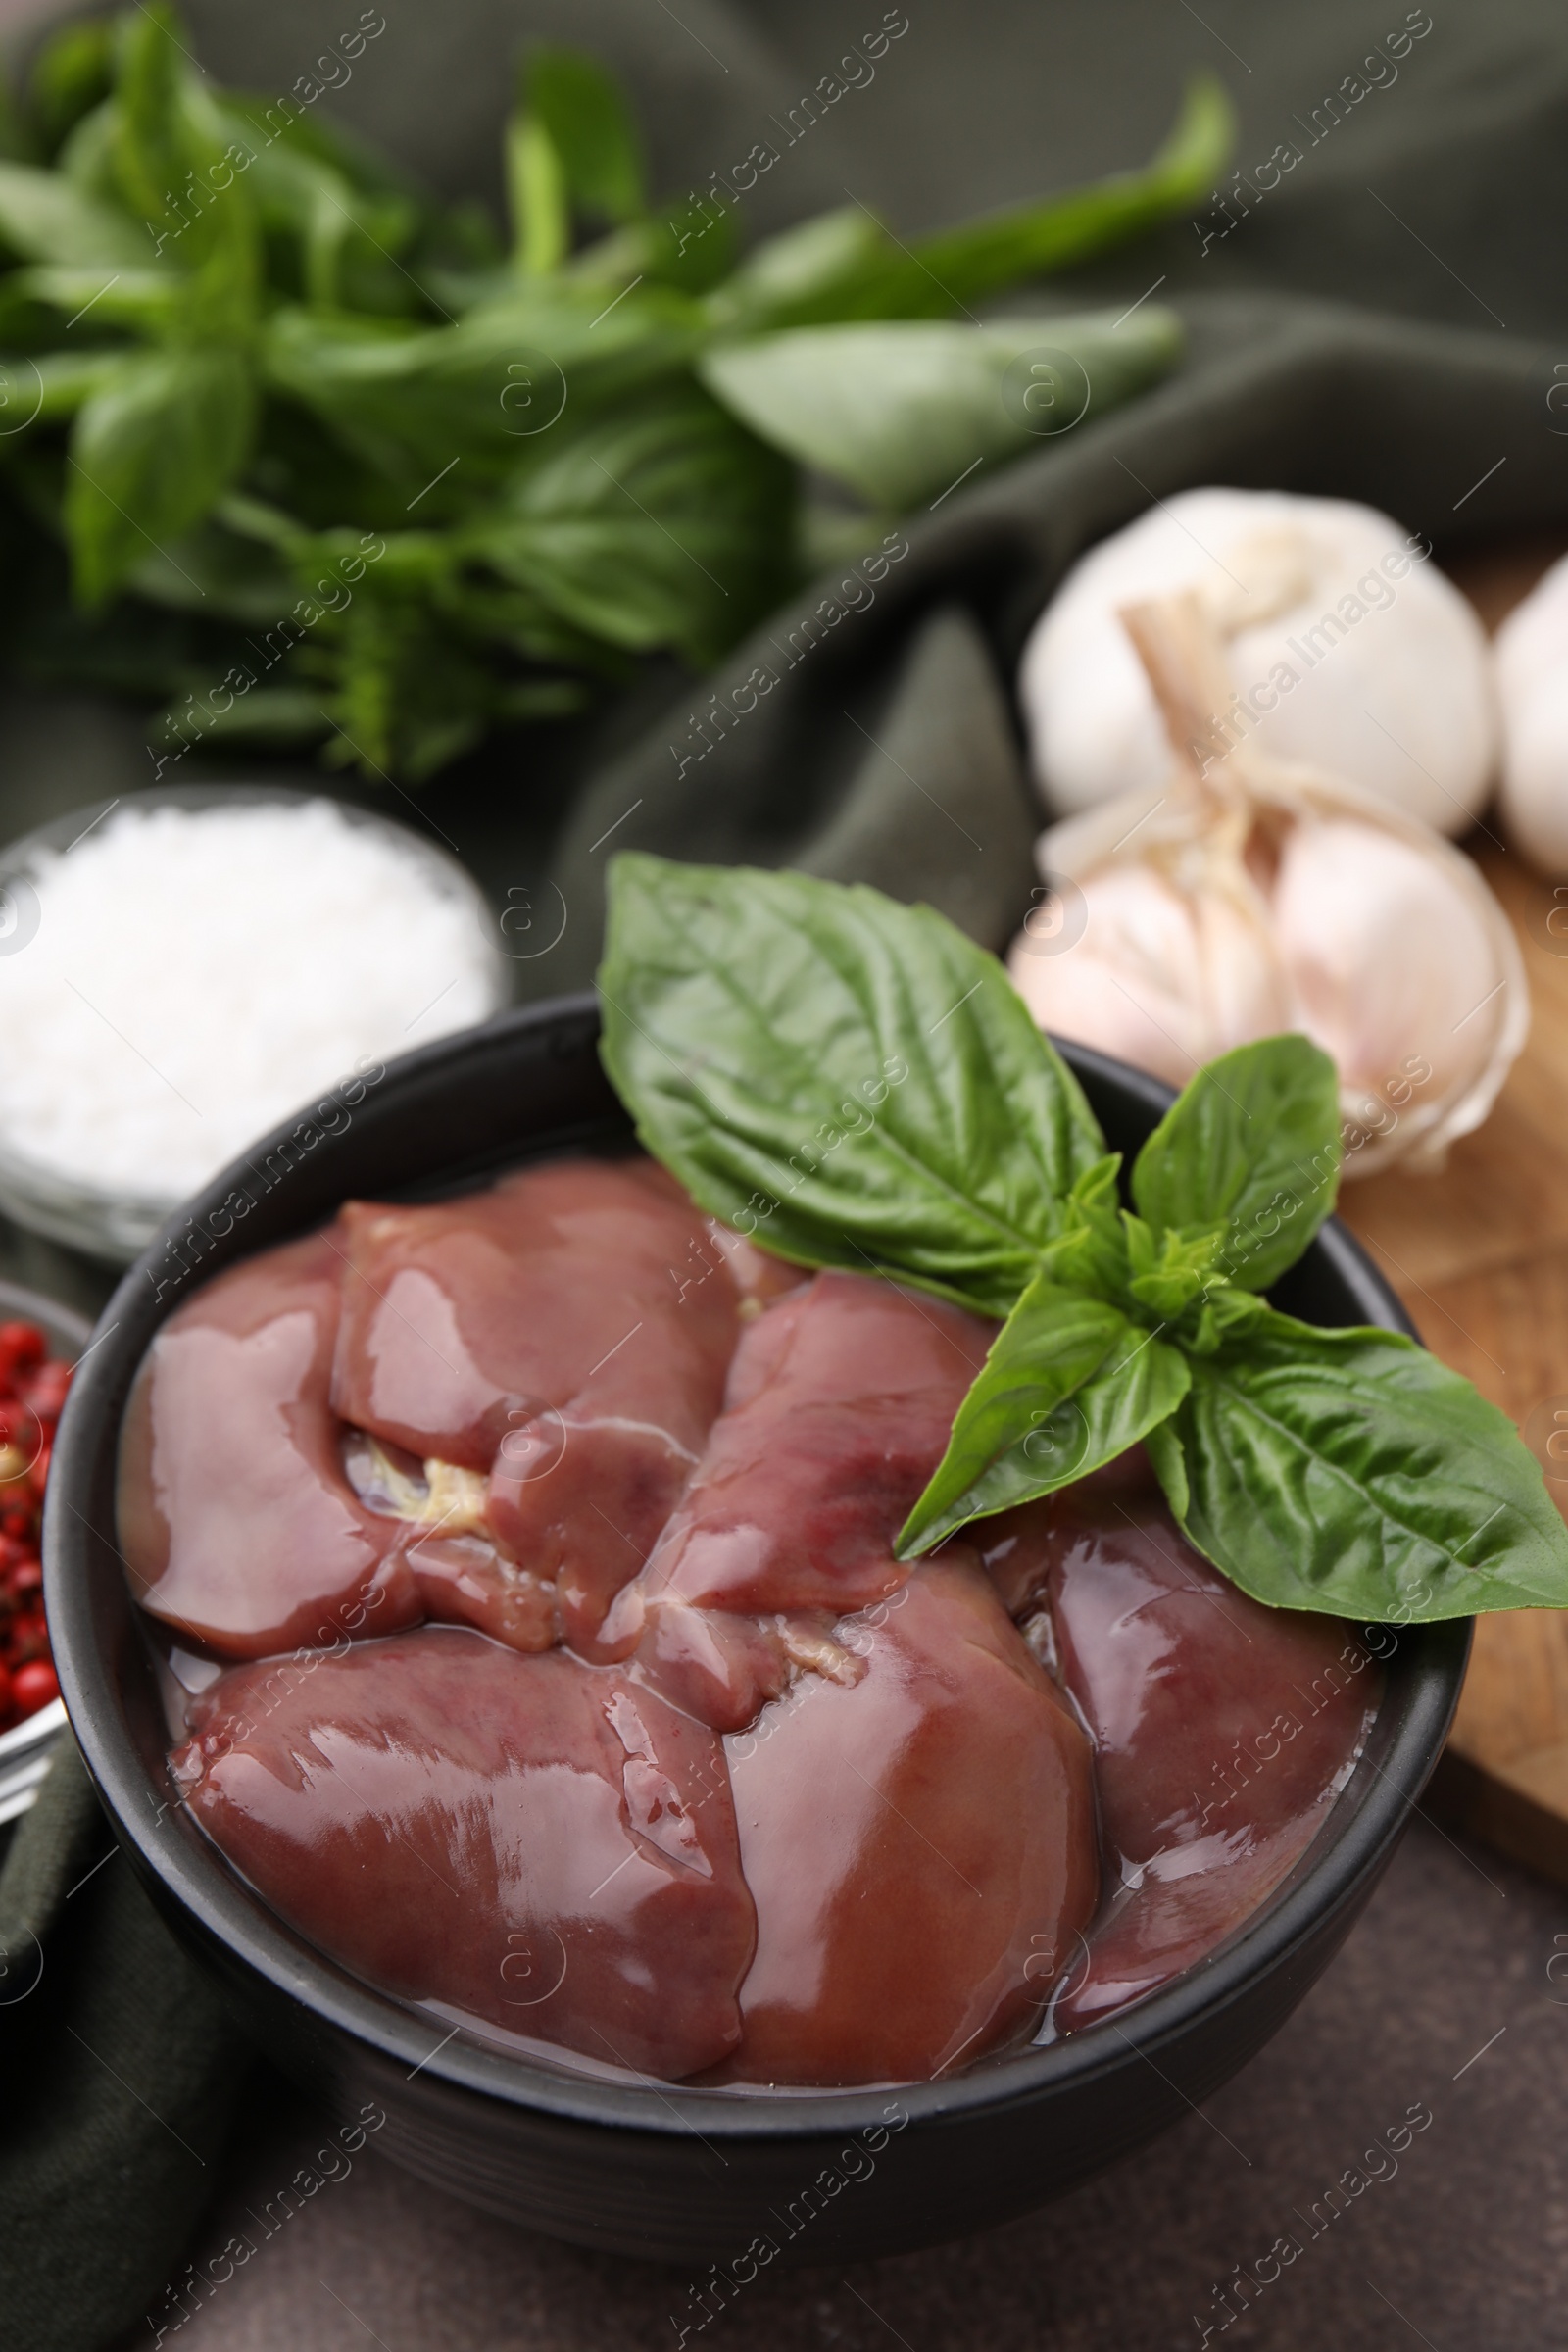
[0, 784, 510, 1262]
[44, 1003, 1469, 2267]
[0, 1278, 92, 1826]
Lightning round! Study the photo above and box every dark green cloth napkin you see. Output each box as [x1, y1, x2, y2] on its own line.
[3, 2, 1568, 2343]
[0, 1742, 248, 2352]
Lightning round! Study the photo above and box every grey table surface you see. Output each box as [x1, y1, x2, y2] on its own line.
[114, 1817, 1568, 2352]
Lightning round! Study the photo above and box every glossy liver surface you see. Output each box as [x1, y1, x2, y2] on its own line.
[119, 1157, 1378, 2085]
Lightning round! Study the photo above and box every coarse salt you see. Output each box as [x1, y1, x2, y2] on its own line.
[0, 798, 502, 1200]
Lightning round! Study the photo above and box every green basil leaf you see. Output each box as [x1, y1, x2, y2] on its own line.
[599, 857, 1106, 1314]
[1183, 1286, 1269, 1355]
[17, 349, 128, 424]
[699, 307, 1181, 512]
[1132, 1035, 1342, 1293]
[263, 289, 699, 482]
[29, 20, 117, 158]
[56, 93, 119, 204]
[900, 1277, 1124, 1549]
[706, 206, 906, 334]
[0, 159, 152, 268]
[18, 264, 184, 331]
[66, 346, 256, 607]
[524, 47, 645, 227]
[507, 114, 569, 277]
[1038, 1194, 1131, 1301]
[221, 93, 422, 211]
[901, 1297, 1191, 1553]
[1125, 1218, 1229, 1317]
[102, 6, 261, 338]
[1150, 1307, 1568, 1620]
[152, 682, 328, 751]
[1071, 1154, 1122, 1210]
[262, 309, 478, 477]
[913, 76, 1234, 302]
[570, 206, 738, 301]
[105, 3, 195, 225]
[480, 386, 793, 662]
[706, 81, 1233, 333]
[221, 125, 420, 316]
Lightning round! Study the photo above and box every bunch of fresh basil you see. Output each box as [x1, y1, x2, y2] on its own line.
[0, 7, 1231, 782]
[600, 855, 1568, 1625]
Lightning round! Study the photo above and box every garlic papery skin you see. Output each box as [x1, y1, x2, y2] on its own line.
[1495, 550, 1568, 869]
[1019, 488, 1497, 837]
[1008, 593, 1526, 1177]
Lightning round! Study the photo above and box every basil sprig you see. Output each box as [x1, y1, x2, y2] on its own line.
[600, 856, 1568, 1623]
[0, 10, 1228, 785]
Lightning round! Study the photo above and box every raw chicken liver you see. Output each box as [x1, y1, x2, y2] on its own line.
[1030, 1464, 1379, 2032]
[172, 1628, 757, 2079]
[329, 1157, 750, 1645]
[127, 1167, 1380, 2091]
[717, 1560, 1099, 2085]
[604, 1271, 993, 1645]
[118, 1230, 420, 1660]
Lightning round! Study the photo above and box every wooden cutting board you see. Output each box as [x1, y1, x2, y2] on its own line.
[1336, 536, 1568, 1879]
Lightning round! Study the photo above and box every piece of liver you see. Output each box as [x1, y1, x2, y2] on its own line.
[601, 1271, 996, 1647]
[118, 1229, 421, 1661]
[404, 1533, 560, 1653]
[172, 1627, 758, 2081]
[714, 1560, 1100, 2085]
[329, 1158, 754, 1648]
[131, 1175, 1377, 2090]
[1036, 1471, 1381, 2033]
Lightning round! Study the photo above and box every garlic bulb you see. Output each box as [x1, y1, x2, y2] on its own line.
[1495, 550, 1568, 869]
[1009, 594, 1526, 1176]
[1019, 488, 1497, 838]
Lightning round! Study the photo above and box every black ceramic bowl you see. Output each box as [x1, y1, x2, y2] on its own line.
[45, 998, 1468, 2268]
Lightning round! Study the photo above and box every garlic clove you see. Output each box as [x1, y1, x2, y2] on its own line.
[1021, 488, 1496, 835]
[1009, 867, 1202, 1087]
[1495, 550, 1568, 870]
[1198, 881, 1293, 1052]
[1497, 680, 1568, 872]
[1006, 859, 1282, 1088]
[1271, 817, 1503, 1106]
